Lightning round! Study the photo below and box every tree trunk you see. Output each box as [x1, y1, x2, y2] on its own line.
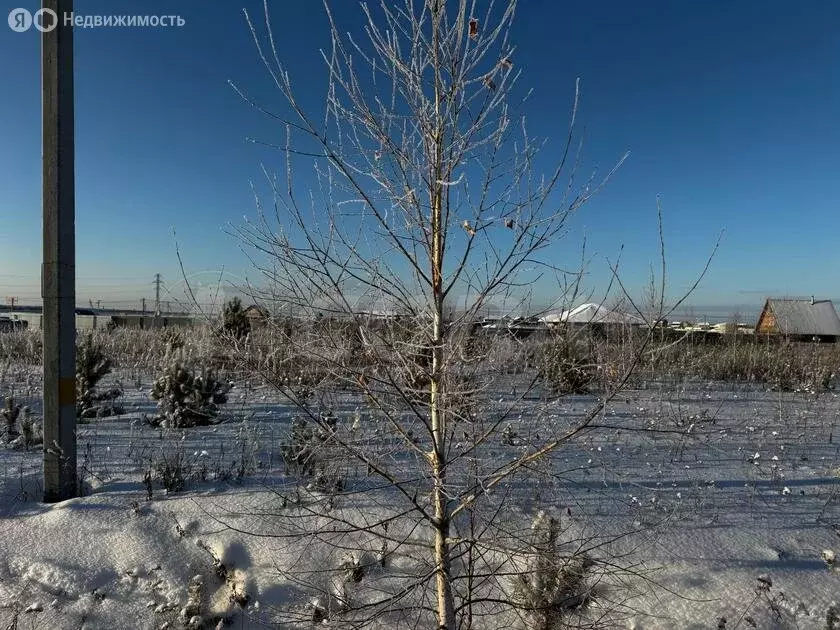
[431, 301, 455, 629]
[430, 153, 455, 626]
[429, 1, 455, 626]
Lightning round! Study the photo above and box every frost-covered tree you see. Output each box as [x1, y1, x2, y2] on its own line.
[197, 0, 718, 626]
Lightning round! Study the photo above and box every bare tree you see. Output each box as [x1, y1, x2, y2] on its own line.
[197, 0, 717, 627]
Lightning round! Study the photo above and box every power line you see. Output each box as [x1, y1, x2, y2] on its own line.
[0, 274, 158, 280]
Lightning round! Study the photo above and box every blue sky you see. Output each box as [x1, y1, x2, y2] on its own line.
[1, 0, 839, 314]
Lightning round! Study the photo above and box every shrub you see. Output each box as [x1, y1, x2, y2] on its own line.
[281, 417, 317, 476]
[2, 396, 21, 443]
[6, 406, 43, 451]
[161, 327, 185, 352]
[512, 511, 597, 630]
[537, 335, 595, 394]
[222, 297, 251, 340]
[76, 333, 123, 419]
[281, 413, 344, 493]
[826, 602, 840, 629]
[149, 359, 230, 428]
[142, 444, 221, 494]
[20, 408, 41, 449]
[340, 553, 366, 584]
[180, 574, 204, 628]
[153, 450, 192, 492]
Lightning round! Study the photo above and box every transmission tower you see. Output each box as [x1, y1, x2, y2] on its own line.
[154, 273, 161, 316]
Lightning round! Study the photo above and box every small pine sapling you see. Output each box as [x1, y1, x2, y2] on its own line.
[512, 511, 596, 630]
[281, 417, 320, 477]
[222, 297, 251, 340]
[2, 396, 21, 443]
[180, 574, 204, 628]
[76, 333, 123, 419]
[340, 553, 365, 584]
[10, 406, 42, 451]
[826, 602, 840, 630]
[149, 360, 230, 428]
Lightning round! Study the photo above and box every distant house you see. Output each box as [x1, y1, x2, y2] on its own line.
[755, 298, 840, 342]
[540, 303, 643, 326]
[244, 305, 270, 329]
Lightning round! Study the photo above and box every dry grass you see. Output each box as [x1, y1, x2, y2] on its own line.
[0, 326, 220, 369]
[2, 323, 839, 395]
[501, 328, 840, 393]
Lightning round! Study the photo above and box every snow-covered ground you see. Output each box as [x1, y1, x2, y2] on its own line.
[2, 366, 840, 629]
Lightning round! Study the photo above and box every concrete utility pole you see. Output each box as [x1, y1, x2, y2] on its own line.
[141, 297, 146, 315]
[42, 0, 77, 502]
